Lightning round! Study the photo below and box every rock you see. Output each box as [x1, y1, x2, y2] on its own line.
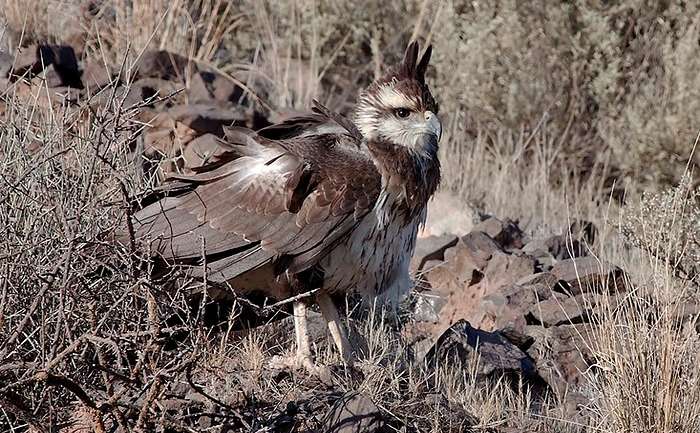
[143, 111, 179, 157]
[168, 103, 248, 136]
[528, 294, 592, 327]
[11, 45, 82, 88]
[41, 64, 65, 88]
[81, 61, 115, 93]
[523, 235, 586, 262]
[182, 133, 228, 170]
[473, 216, 525, 250]
[525, 324, 596, 396]
[569, 220, 597, 245]
[10, 44, 42, 78]
[323, 392, 384, 433]
[410, 234, 458, 273]
[466, 280, 556, 339]
[124, 78, 182, 107]
[516, 272, 559, 289]
[411, 290, 448, 323]
[459, 231, 503, 269]
[423, 241, 482, 295]
[13, 80, 81, 109]
[137, 50, 193, 81]
[482, 252, 535, 291]
[210, 72, 246, 104]
[422, 189, 477, 236]
[425, 320, 543, 385]
[0, 52, 13, 78]
[551, 257, 626, 295]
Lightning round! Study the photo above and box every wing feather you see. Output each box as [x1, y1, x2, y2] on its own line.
[128, 106, 380, 281]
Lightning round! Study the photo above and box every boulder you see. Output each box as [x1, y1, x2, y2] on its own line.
[473, 216, 525, 250]
[425, 320, 544, 386]
[323, 392, 385, 433]
[551, 257, 626, 295]
[182, 133, 228, 170]
[10, 44, 82, 88]
[459, 231, 503, 269]
[525, 324, 597, 396]
[136, 50, 192, 81]
[528, 294, 592, 327]
[81, 61, 115, 93]
[410, 234, 458, 273]
[168, 103, 248, 136]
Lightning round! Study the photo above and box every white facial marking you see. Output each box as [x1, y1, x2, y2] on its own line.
[377, 85, 416, 110]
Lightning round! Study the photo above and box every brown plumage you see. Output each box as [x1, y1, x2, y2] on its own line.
[122, 42, 442, 369]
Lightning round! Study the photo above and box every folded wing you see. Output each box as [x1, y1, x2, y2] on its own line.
[128, 107, 380, 283]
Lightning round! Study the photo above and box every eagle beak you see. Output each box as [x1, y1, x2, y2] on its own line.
[424, 111, 442, 142]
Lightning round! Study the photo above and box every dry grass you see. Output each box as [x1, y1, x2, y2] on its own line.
[2, 1, 700, 432]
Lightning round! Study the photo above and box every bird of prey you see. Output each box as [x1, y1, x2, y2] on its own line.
[125, 42, 441, 369]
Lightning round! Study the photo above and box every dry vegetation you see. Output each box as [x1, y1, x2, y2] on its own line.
[1, 1, 700, 432]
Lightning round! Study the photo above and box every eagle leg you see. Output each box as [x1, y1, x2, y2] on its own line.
[292, 300, 314, 370]
[316, 292, 355, 366]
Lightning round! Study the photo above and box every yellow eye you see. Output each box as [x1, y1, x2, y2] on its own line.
[394, 108, 411, 118]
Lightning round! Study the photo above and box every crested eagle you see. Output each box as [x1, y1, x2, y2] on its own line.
[120, 42, 441, 369]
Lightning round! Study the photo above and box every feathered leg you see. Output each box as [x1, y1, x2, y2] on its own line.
[316, 292, 355, 365]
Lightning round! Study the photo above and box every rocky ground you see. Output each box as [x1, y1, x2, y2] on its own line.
[1, 40, 690, 433]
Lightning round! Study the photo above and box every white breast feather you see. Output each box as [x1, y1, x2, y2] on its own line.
[320, 190, 426, 307]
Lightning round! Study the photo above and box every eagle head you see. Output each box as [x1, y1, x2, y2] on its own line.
[355, 42, 441, 156]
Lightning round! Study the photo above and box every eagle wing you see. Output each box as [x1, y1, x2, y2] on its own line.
[129, 107, 380, 283]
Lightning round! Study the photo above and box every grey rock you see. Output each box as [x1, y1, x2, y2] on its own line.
[473, 216, 525, 250]
[169, 103, 248, 136]
[425, 320, 543, 384]
[459, 231, 503, 269]
[323, 392, 384, 433]
[410, 234, 458, 273]
[551, 257, 626, 295]
[529, 295, 592, 327]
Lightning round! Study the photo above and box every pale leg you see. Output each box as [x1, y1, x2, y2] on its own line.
[293, 301, 314, 370]
[316, 292, 355, 365]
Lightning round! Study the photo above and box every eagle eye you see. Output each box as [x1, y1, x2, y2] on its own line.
[394, 108, 411, 118]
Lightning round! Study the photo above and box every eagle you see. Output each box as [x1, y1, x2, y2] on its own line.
[124, 42, 441, 370]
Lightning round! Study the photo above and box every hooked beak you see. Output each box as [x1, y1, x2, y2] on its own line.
[424, 111, 442, 142]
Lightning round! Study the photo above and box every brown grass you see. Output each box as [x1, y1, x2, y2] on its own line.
[1, 1, 700, 432]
